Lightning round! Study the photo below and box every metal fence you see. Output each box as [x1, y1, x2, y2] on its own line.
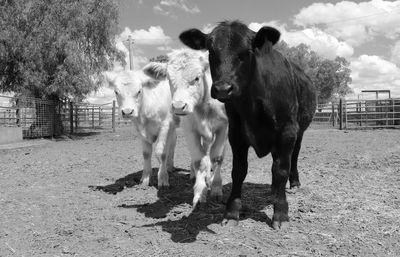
[312, 98, 400, 129]
[2, 94, 400, 139]
[0, 95, 132, 138]
[60, 101, 132, 134]
[0, 95, 59, 138]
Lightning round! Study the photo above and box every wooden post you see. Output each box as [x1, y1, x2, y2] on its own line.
[332, 102, 336, 127]
[112, 100, 116, 132]
[15, 98, 20, 127]
[339, 98, 343, 130]
[393, 99, 395, 126]
[344, 99, 348, 129]
[74, 104, 78, 131]
[69, 101, 74, 134]
[92, 106, 95, 129]
[99, 106, 101, 127]
[128, 36, 134, 71]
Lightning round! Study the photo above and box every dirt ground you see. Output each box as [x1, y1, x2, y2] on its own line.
[1, 126, 399, 257]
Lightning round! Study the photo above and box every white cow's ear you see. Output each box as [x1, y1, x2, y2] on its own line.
[143, 62, 168, 80]
[102, 71, 117, 85]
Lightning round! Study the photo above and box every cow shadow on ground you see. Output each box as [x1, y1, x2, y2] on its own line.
[88, 168, 152, 194]
[91, 168, 275, 243]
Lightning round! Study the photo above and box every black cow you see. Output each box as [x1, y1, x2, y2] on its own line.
[179, 20, 316, 230]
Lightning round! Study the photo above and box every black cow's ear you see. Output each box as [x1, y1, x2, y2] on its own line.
[179, 29, 207, 50]
[252, 26, 281, 51]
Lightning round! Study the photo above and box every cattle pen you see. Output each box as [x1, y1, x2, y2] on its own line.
[1, 94, 400, 141]
[312, 97, 400, 130]
[0, 95, 132, 141]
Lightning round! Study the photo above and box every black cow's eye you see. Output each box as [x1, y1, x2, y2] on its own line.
[238, 51, 248, 61]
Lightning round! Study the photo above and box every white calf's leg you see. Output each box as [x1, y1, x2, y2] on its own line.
[181, 119, 209, 209]
[193, 155, 212, 208]
[209, 126, 228, 201]
[154, 123, 171, 187]
[166, 126, 176, 173]
[140, 140, 153, 186]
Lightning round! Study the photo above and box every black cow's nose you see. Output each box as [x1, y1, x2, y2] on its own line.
[211, 82, 233, 100]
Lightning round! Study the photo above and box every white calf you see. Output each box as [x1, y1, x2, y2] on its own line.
[105, 70, 177, 187]
[144, 49, 228, 208]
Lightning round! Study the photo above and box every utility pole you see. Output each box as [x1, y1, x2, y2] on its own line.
[128, 36, 134, 71]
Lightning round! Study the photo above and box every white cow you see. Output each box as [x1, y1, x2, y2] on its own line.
[144, 49, 229, 209]
[105, 70, 178, 187]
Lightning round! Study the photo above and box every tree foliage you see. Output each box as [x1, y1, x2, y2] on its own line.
[276, 41, 352, 103]
[149, 54, 169, 63]
[0, 0, 124, 100]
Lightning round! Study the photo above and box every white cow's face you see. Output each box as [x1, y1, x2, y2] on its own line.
[167, 50, 209, 116]
[106, 71, 144, 119]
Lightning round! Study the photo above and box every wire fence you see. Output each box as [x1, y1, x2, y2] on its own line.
[0, 95, 132, 139]
[1, 95, 400, 139]
[0, 95, 59, 138]
[312, 98, 400, 129]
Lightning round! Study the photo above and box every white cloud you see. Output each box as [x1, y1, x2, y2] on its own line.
[120, 26, 172, 46]
[391, 41, 400, 65]
[350, 55, 400, 97]
[294, 0, 400, 46]
[154, 0, 200, 18]
[157, 45, 173, 51]
[249, 22, 354, 59]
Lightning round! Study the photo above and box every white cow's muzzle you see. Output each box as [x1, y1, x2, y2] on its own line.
[172, 101, 188, 116]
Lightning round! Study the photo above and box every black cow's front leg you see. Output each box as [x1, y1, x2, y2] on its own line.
[222, 143, 249, 226]
[271, 126, 297, 230]
[222, 118, 249, 226]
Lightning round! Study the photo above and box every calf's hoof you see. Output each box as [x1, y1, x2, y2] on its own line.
[210, 187, 223, 202]
[140, 178, 150, 187]
[157, 181, 170, 188]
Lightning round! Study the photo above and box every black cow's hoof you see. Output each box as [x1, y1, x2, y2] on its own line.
[272, 220, 289, 230]
[289, 181, 301, 189]
[221, 218, 239, 227]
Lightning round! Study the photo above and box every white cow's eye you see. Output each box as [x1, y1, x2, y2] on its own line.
[137, 89, 142, 96]
[114, 90, 119, 95]
[190, 77, 200, 86]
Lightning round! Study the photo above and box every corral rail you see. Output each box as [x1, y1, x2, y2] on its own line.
[0, 95, 131, 138]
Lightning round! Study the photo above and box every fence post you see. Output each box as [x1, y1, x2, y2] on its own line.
[69, 101, 74, 134]
[99, 106, 101, 127]
[332, 102, 336, 127]
[112, 100, 116, 132]
[92, 106, 95, 129]
[339, 98, 343, 130]
[393, 99, 395, 126]
[344, 99, 348, 129]
[15, 98, 20, 127]
[74, 104, 78, 131]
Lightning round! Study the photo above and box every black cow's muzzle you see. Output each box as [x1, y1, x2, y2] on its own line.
[211, 82, 233, 102]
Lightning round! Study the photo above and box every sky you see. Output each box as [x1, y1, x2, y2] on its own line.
[88, 0, 400, 102]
